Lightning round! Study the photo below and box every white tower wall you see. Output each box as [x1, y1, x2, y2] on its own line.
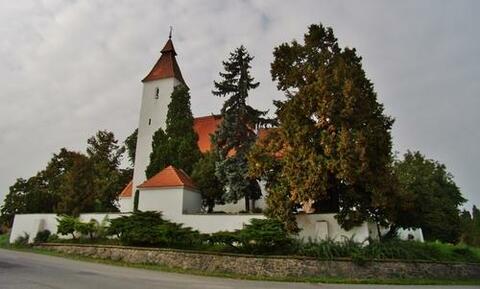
[131, 77, 182, 210]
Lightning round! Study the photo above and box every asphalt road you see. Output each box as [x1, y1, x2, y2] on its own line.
[0, 249, 477, 289]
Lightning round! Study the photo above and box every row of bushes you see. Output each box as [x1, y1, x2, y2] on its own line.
[34, 211, 480, 263]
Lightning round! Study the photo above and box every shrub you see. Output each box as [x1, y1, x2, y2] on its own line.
[34, 230, 51, 243]
[94, 217, 109, 239]
[208, 218, 295, 254]
[74, 220, 97, 240]
[56, 215, 79, 239]
[106, 211, 202, 248]
[237, 218, 294, 254]
[47, 234, 59, 243]
[14, 233, 30, 246]
[208, 231, 240, 249]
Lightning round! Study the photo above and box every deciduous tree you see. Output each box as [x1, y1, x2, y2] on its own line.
[87, 130, 126, 212]
[191, 151, 225, 212]
[393, 151, 466, 243]
[250, 24, 396, 230]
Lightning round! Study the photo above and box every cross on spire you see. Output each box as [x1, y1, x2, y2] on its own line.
[169, 26, 173, 39]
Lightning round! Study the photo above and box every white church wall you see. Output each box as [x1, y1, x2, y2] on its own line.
[132, 78, 182, 208]
[182, 189, 202, 213]
[118, 197, 132, 213]
[137, 187, 183, 220]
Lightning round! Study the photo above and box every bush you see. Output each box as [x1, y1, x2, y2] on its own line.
[296, 238, 480, 263]
[107, 211, 202, 248]
[208, 218, 295, 254]
[47, 234, 59, 243]
[75, 220, 96, 240]
[56, 215, 78, 239]
[14, 233, 30, 246]
[34, 230, 51, 243]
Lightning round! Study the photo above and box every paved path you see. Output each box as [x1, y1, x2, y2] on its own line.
[0, 248, 476, 289]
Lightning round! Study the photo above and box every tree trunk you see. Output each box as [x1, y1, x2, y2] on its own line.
[376, 222, 382, 242]
[245, 196, 250, 212]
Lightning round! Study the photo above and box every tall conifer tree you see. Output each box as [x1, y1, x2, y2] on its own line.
[146, 84, 200, 178]
[212, 46, 266, 211]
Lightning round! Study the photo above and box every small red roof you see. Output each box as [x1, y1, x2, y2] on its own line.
[138, 165, 197, 190]
[119, 181, 133, 198]
[142, 38, 186, 85]
[193, 115, 222, 153]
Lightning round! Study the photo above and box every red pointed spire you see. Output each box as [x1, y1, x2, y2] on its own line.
[142, 37, 186, 84]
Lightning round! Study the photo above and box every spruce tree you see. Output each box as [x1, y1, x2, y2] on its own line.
[212, 45, 266, 212]
[146, 84, 200, 178]
[249, 24, 396, 230]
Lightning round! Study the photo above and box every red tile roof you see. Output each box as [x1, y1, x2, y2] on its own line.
[118, 116, 275, 198]
[142, 39, 186, 85]
[119, 181, 133, 198]
[193, 115, 222, 153]
[137, 165, 197, 190]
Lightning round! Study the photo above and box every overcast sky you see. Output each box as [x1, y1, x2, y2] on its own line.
[0, 0, 478, 209]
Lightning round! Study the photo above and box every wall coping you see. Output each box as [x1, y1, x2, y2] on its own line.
[38, 243, 480, 266]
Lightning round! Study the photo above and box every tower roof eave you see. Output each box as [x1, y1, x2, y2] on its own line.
[142, 38, 187, 85]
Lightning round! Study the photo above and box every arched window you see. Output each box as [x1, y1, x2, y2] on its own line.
[155, 87, 160, 99]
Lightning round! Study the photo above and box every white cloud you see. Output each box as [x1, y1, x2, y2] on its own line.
[0, 0, 478, 209]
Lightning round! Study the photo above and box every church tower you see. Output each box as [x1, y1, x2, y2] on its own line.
[128, 35, 187, 211]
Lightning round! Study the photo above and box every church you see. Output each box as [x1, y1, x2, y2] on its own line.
[117, 35, 266, 215]
[9, 35, 423, 244]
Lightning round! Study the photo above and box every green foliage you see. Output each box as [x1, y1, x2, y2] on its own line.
[87, 130, 125, 212]
[191, 152, 225, 212]
[56, 215, 79, 239]
[209, 218, 294, 254]
[392, 151, 466, 243]
[297, 238, 480, 263]
[124, 128, 138, 166]
[1, 130, 129, 226]
[460, 205, 480, 247]
[34, 230, 51, 243]
[133, 190, 139, 212]
[14, 233, 30, 246]
[47, 234, 59, 243]
[212, 45, 267, 211]
[56, 153, 95, 216]
[238, 218, 294, 253]
[106, 211, 201, 248]
[249, 23, 396, 231]
[0, 171, 61, 226]
[74, 220, 97, 240]
[146, 84, 201, 178]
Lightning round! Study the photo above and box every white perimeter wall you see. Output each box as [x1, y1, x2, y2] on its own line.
[9, 213, 128, 244]
[9, 213, 422, 244]
[297, 214, 370, 243]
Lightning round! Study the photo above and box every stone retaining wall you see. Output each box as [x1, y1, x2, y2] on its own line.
[35, 243, 480, 280]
